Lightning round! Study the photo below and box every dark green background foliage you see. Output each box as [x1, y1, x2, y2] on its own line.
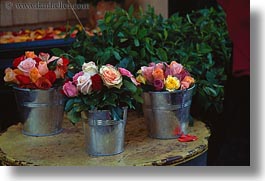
[54, 5, 231, 121]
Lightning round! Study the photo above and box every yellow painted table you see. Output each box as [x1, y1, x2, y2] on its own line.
[0, 112, 210, 166]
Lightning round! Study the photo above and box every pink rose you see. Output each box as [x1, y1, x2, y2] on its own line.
[118, 67, 133, 78]
[63, 81, 79, 97]
[17, 58, 36, 75]
[39, 52, 50, 61]
[141, 66, 154, 84]
[100, 65, 123, 89]
[155, 62, 165, 70]
[153, 79, 164, 91]
[38, 61, 49, 75]
[77, 74, 92, 94]
[73, 71, 84, 85]
[118, 67, 140, 86]
[47, 56, 60, 64]
[180, 81, 190, 90]
[169, 61, 183, 76]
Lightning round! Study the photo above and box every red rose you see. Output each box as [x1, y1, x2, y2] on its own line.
[35, 77, 52, 90]
[13, 55, 25, 68]
[91, 74, 102, 91]
[33, 57, 42, 66]
[44, 71, 56, 84]
[16, 75, 31, 85]
[62, 57, 69, 66]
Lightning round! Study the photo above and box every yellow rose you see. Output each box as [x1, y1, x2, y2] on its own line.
[165, 75, 180, 91]
[100, 65, 123, 89]
[136, 75, 146, 84]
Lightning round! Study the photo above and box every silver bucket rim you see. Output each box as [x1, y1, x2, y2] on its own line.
[13, 86, 61, 92]
[145, 84, 195, 94]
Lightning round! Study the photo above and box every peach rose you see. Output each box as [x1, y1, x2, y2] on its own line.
[100, 65, 122, 89]
[4, 68, 18, 84]
[38, 61, 49, 75]
[170, 61, 183, 76]
[17, 58, 36, 75]
[141, 66, 154, 84]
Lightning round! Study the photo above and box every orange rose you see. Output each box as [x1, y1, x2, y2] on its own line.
[13, 69, 24, 75]
[182, 76, 195, 84]
[25, 51, 36, 58]
[152, 67, 164, 81]
[4, 68, 18, 84]
[29, 67, 41, 83]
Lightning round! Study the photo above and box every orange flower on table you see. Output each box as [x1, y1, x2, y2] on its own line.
[152, 67, 165, 81]
[29, 67, 41, 83]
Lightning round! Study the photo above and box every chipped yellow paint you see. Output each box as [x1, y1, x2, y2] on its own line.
[0, 112, 210, 166]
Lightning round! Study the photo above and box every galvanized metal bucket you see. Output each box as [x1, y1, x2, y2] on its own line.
[13, 87, 64, 137]
[82, 107, 127, 156]
[142, 85, 195, 139]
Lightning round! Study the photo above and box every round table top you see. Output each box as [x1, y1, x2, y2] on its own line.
[0, 112, 210, 166]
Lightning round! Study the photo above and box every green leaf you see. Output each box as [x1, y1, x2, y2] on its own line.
[67, 109, 81, 124]
[65, 99, 74, 112]
[163, 29, 168, 39]
[123, 79, 137, 93]
[128, 5, 134, 16]
[120, 38, 128, 43]
[113, 51, 121, 60]
[74, 55, 85, 66]
[118, 57, 135, 72]
[134, 39, 140, 47]
[138, 29, 148, 39]
[111, 107, 123, 121]
[203, 86, 218, 97]
[156, 48, 168, 62]
[51, 48, 65, 56]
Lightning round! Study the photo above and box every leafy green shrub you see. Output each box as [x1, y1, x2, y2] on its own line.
[53, 5, 231, 120]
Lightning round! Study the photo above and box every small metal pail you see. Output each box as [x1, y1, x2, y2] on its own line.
[13, 87, 64, 137]
[82, 107, 127, 156]
[142, 85, 195, 139]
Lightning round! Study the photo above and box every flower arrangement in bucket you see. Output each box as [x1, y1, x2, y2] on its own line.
[62, 61, 142, 156]
[136, 61, 196, 140]
[3, 51, 69, 136]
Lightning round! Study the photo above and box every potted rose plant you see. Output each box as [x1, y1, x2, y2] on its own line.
[62, 61, 142, 156]
[3, 51, 69, 136]
[136, 61, 195, 139]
